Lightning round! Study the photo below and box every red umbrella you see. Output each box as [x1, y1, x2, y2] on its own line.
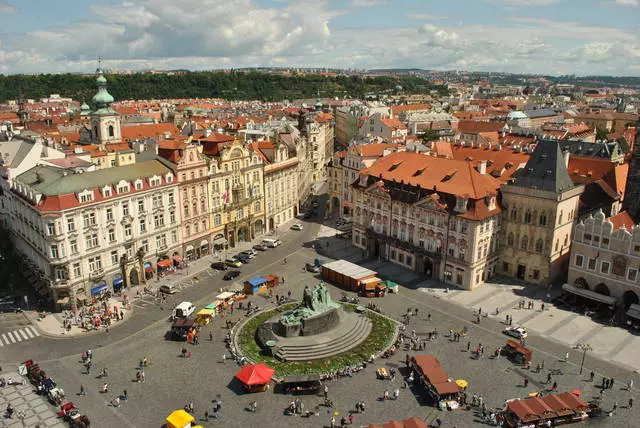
[234, 363, 275, 386]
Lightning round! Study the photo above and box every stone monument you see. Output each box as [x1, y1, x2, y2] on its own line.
[278, 283, 340, 337]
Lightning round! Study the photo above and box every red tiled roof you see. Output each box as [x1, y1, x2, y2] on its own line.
[356, 143, 399, 158]
[381, 116, 407, 129]
[105, 142, 131, 152]
[120, 123, 178, 141]
[458, 120, 505, 135]
[450, 144, 530, 182]
[391, 104, 430, 114]
[610, 211, 635, 231]
[432, 141, 453, 158]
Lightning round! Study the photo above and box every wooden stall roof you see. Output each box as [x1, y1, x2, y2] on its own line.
[412, 355, 460, 395]
[507, 392, 589, 423]
[322, 259, 378, 280]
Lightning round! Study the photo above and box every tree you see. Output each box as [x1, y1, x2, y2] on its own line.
[595, 127, 609, 141]
[420, 130, 441, 143]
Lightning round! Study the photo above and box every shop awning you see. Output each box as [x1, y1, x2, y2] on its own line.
[90, 284, 108, 295]
[113, 275, 124, 286]
[216, 291, 235, 300]
[234, 362, 275, 386]
[144, 262, 153, 273]
[56, 297, 70, 304]
[165, 409, 195, 428]
[173, 256, 183, 264]
[213, 237, 227, 246]
[185, 245, 194, 253]
[200, 239, 208, 247]
[157, 259, 172, 269]
[627, 304, 640, 320]
[562, 283, 616, 306]
[197, 309, 215, 317]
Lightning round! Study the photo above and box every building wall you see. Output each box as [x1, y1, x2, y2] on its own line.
[335, 109, 357, 148]
[568, 211, 640, 306]
[499, 185, 582, 285]
[91, 113, 122, 144]
[264, 154, 299, 233]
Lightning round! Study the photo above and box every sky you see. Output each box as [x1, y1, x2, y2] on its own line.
[0, 0, 639, 76]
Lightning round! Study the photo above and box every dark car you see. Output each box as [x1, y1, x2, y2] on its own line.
[210, 262, 228, 271]
[305, 263, 320, 273]
[253, 243, 268, 251]
[235, 254, 250, 264]
[0, 304, 22, 313]
[223, 270, 241, 281]
[304, 211, 313, 219]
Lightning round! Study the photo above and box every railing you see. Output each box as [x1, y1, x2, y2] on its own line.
[366, 227, 442, 260]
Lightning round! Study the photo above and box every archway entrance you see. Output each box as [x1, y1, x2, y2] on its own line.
[253, 220, 264, 237]
[129, 269, 140, 286]
[594, 283, 611, 296]
[293, 206, 298, 217]
[332, 197, 340, 213]
[269, 217, 275, 232]
[228, 231, 236, 248]
[424, 258, 433, 278]
[574, 277, 589, 289]
[622, 290, 639, 308]
[238, 227, 249, 242]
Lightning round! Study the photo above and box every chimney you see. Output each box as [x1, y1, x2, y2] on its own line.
[478, 160, 487, 175]
[564, 151, 570, 167]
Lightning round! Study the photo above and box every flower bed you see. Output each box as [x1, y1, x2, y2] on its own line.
[235, 303, 397, 377]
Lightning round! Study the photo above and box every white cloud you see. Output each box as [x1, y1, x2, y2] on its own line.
[612, 0, 639, 6]
[0, 0, 638, 76]
[406, 13, 451, 21]
[349, 0, 387, 7]
[487, 0, 559, 5]
[0, 2, 17, 13]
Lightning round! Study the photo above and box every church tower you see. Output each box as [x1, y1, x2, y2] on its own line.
[90, 67, 121, 145]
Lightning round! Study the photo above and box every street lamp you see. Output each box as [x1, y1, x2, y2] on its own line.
[576, 343, 592, 375]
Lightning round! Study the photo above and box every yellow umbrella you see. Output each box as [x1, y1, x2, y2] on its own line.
[455, 379, 468, 389]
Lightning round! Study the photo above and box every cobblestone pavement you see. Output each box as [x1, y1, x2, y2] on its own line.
[0, 372, 65, 428]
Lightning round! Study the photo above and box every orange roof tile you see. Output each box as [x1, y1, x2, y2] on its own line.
[356, 143, 399, 158]
[450, 144, 530, 182]
[458, 120, 505, 135]
[381, 116, 407, 129]
[391, 104, 431, 114]
[609, 211, 635, 231]
[120, 123, 178, 141]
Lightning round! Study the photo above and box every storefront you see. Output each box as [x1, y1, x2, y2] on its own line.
[90, 281, 108, 297]
[172, 255, 184, 269]
[75, 289, 87, 307]
[185, 245, 195, 261]
[112, 275, 125, 294]
[157, 258, 173, 276]
[213, 235, 227, 250]
[200, 239, 209, 257]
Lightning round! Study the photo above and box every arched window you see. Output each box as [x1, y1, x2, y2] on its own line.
[507, 233, 514, 247]
[524, 210, 532, 224]
[521, 235, 528, 250]
[612, 255, 628, 276]
[564, 234, 568, 246]
[555, 239, 559, 251]
[558, 210, 563, 224]
[535, 239, 543, 253]
[94, 125, 99, 137]
[510, 207, 517, 220]
[539, 212, 547, 226]
[108, 125, 115, 137]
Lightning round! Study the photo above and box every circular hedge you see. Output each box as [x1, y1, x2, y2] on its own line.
[235, 303, 398, 377]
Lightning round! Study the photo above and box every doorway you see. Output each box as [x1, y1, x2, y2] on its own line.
[517, 264, 526, 280]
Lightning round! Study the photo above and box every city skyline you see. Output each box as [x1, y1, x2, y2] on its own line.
[0, 0, 639, 76]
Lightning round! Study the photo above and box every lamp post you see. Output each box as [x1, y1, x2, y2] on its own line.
[577, 343, 592, 375]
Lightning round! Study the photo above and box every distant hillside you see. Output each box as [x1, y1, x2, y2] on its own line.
[0, 71, 447, 103]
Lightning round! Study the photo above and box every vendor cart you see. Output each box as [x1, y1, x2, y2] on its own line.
[215, 292, 236, 309]
[48, 387, 65, 405]
[502, 339, 532, 365]
[376, 367, 391, 380]
[170, 318, 198, 341]
[195, 308, 215, 325]
[279, 374, 322, 395]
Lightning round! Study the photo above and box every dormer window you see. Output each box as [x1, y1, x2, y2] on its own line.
[102, 186, 112, 197]
[455, 197, 468, 213]
[166, 173, 174, 183]
[134, 179, 143, 190]
[79, 190, 93, 203]
[486, 196, 496, 211]
[150, 176, 161, 187]
[117, 181, 130, 194]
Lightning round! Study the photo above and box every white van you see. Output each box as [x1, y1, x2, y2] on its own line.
[261, 238, 282, 248]
[172, 301, 195, 319]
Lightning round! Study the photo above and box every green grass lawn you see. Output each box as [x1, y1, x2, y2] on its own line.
[236, 303, 398, 377]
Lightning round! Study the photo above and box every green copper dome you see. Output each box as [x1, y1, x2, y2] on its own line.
[81, 102, 90, 111]
[92, 71, 114, 107]
[96, 74, 107, 84]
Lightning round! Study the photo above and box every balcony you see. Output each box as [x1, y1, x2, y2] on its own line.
[89, 268, 104, 280]
[366, 227, 442, 260]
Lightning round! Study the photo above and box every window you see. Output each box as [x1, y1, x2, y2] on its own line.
[124, 225, 132, 238]
[169, 211, 176, 223]
[510, 208, 517, 220]
[83, 212, 96, 228]
[254, 201, 261, 213]
[150, 177, 161, 187]
[72, 262, 81, 278]
[502, 262, 510, 272]
[521, 235, 528, 250]
[47, 223, 56, 236]
[88, 256, 102, 272]
[122, 203, 129, 216]
[186, 225, 191, 236]
[390, 250, 396, 260]
[601, 261, 610, 275]
[539, 212, 547, 226]
[635, 245, 640, 253]
[183, 203, 189, 217]
[563, 234, 568, 246]
[588, 258, 596, 270]
[200, 198, 206, 212]
[558, 210, 563, 224]
[214, 214, 221, 226]
[108, 228, 116, 242]
[154, 214, 164, 228]
[67, 218, 75, 232]
[575, 254, 584, 267]
[108, 125, 114, 137]
[117, 184, 129, 194]
[507, 233, 514, 247]
[406, 256, 412, 266]
[86, 233, 99, 249]
[50, 245, 59, 259]
[80, 192, 93, 203]
[449, 247, 455, 257]
[398, 253, 404, 263]
[138, 199, 145, 213]
[532, 269, 540, 280]
[152, 194, 162, 209]
[168, 193, 174, 205]
[461, 222, 468, 233]
[524, 210, 532, 223]
[70, 239, 78, 254]
[139, 218, 146, 233]
[111, 250, 119, 265]
[202, 220, 206, 231]
[535, 239, 543, 253]
[194, 222, 199, 234]
[602, 238, 610, 246]
[628, 269, 638, 282]
[171, 230, 178, 243]
[106, 208, 113, 222]
[156, 234, 167, 249]
[237, 209, 244, 220]
[140, 240, 149, 254]
[612, 256, 628, 276]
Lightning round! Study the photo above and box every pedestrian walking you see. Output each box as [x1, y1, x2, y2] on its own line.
[427, 313, 431, 321]
[80, 384, 85, 396]
[330, 416, 336, 428]
[564, 352, 569, 362]
[613, 401, 618, 413]
[467, 341, 471, 352]
[629, 398, 633, 409]
[611, 378, 615, 389]
[541, 303, 545, 311]
[324, 385, 329, 399]
[590, 371, 595, 382]
[393, 388, 400, 400]
[222, 354, 226, 363]
[551, 381, 557, 392]
[209, 331, 213, 341]
[524, 377, 529, 388]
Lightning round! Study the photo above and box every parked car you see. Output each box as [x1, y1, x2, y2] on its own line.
[159, 284, 178, 294]
[223, 270, 241, 281]
[238, 250, 256, 259]
[235, 254, 250, 264]
[291, 223, 304, 231]
[0, 304, 23, 313]
[225, 258, 242, 268]
[210, 262, 228, 271]
[253, 243, 268, 251]
[503, 326, 528, 339]
[305, 263, 320, 273]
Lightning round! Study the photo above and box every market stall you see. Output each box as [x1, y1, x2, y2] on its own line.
[502, 391, 598, 427]
[278, 374, 322, 395]
[234, 362, 275, 393]
[171, 319, 198, 341]
[165, 409, 203, 428]
[244, 276, 269, 295]
[215, 292, 236, 309]
[195, 309, 215, 325]
[264, 274, 280, 288]
[410, 355, 461, 409]
[381, 280, 400, 294]
[321, 259, 379, 292]
[502, 339, 532, 364]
